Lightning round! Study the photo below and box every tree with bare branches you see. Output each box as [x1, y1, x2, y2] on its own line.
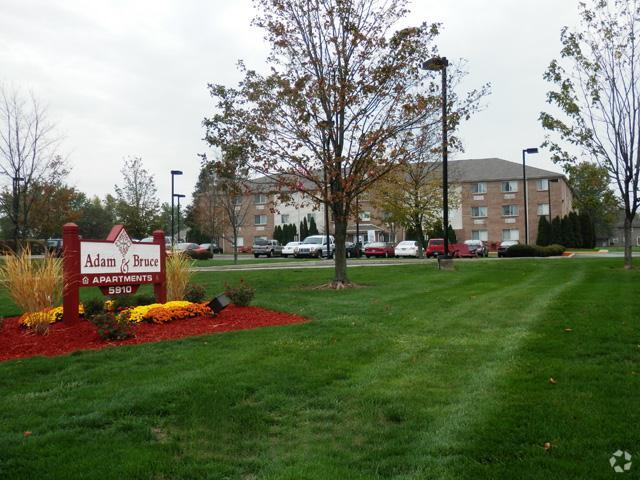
[541, 0, 640, 268]
[205, 0, 487, 287]
[0, 86, 67, 249]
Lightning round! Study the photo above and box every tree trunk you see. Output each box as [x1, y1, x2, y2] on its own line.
[232, 230, 238, 264]
[332, 214, 349, 287]
[415, 219, 426, 259]
[623, 214, 633, 269]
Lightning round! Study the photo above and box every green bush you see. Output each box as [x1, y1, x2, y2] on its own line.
[83, 298, 105, 318]
[135, 294, 157, 306]
[224, 279, 255, 307]
[506, 244, 566, 258]
[90, 311, 133, 341]
[184, 283, 206, 303]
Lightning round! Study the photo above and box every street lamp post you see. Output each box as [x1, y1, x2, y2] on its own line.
[170, 170, 183, 247]
[548, 178, 560, 220]
[12, 176, 24, 251]
[422, 56, 450, 260]
[174, 193, 185, 243]
[522, 148, 538, 244]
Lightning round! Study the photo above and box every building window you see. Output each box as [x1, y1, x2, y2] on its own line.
[502, 229, 520, 241]
[501, 181, 518, 193]
[471, 206, 488, 218]
[472, 182, 487, 194]
[537, 179, 549, 191]
[254, 193, 267, 204]
[236, 237, 244, 247]
[254, 214, 267, 225]
[537, 203, 549, 216]
[280, 214, 289, 224]
[502, 205, 519, 217]
[359, 211, 371, 221]
[472, 230, 488, 241]
[232, 196, 242, 206]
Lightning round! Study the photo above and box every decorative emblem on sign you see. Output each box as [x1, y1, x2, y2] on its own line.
[114, 228, 132, 257]
[82, 276, 89, 285]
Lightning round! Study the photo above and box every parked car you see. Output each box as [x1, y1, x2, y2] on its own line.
[497, 240, 519, 257]
[395, 240, 420, 258]
[46, 238, 63, 257]
[346, 242, 362, 258]
[464, 240, 488, 257]
[455, 243, 476, 258]
[282, 241, 302, 258]
[294, 235, 335, 258]
[186, 244, 213, 259]
[364, 242, 395, 258]
[199, 242, 223, 254]
[426, 238, 455, 258]
[252, 238, 283, 258]
[175, 242, 199, 253]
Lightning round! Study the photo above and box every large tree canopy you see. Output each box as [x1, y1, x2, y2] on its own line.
[540, 0, 640, 268]
[205, 0, 487, 286]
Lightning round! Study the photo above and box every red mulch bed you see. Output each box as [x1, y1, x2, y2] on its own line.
[0, 305, 308, 362]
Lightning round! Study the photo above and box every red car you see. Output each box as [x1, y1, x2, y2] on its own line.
[426, 239, 474, 258]
[364, 242, 395, 258]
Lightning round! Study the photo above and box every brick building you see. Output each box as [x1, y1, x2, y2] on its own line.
[217, 158, 572, 251]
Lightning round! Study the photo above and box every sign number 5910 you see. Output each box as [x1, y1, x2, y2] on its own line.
[107, 285, 133, 295]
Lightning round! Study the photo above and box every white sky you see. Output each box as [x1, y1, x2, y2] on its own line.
[0, 0, 579, 205]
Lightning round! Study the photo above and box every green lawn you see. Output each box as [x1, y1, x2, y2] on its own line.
[0, 259, 638, 479]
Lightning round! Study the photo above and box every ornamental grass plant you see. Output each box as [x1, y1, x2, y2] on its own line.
[0, 248, 62, 334]
[166, 253, 193, 301]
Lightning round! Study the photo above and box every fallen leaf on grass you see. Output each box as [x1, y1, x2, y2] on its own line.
[549, 377, 558, 385]
[564, 328, 573, 332]
[543, 442, 552, 450]
[23, 431, 31, 437]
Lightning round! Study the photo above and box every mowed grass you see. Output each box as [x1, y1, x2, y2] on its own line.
[0, 259, 638, 479]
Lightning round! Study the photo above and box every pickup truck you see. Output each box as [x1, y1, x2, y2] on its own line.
[252, 239, 283, 258]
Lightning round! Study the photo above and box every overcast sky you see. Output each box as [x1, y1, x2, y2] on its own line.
[0, 0, 580, 205]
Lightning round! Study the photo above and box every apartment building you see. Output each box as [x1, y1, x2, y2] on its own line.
[449, 158, 572, 246]
[220, 158, 572, 250]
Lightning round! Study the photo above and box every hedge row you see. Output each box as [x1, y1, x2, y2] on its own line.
[505, 244, 566, 257]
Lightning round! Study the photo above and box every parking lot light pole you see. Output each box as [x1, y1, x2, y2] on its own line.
[422, 56, 450, 259]
[170, 170, 183, 247]
[522, 148, 538, 244]
[174, 193, 185, 243]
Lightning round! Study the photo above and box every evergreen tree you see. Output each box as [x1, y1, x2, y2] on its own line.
[290, 223, 298, 242]
[273, 225, 282, 243]
[308, 216, 319, 235]
[579, 212, 595, 248]
[550, 216, 563, 245]
[569, 212, 583, 248]
[560, 216, 574, 247]
[536, 216, 551, 246]
[300, 218, 309, 240]
[447, 224, 457, 244]
[426, 220, 444, 240]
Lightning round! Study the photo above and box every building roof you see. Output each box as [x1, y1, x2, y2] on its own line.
[447, 158, 565, 183]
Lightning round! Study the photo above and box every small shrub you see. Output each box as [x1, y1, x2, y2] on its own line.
[224, 279, 255, 307]
[166, 253, 193, 301]
[91, 311, 133, 341]
[83, 298, 105, 318]
[110, 295, 137, 311]
[135, 294, 157, 306]
[507, 244, 567, 258]
[184, 283, 206, 303]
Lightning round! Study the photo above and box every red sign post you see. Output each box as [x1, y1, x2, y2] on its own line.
[62, 224, 167, 324]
